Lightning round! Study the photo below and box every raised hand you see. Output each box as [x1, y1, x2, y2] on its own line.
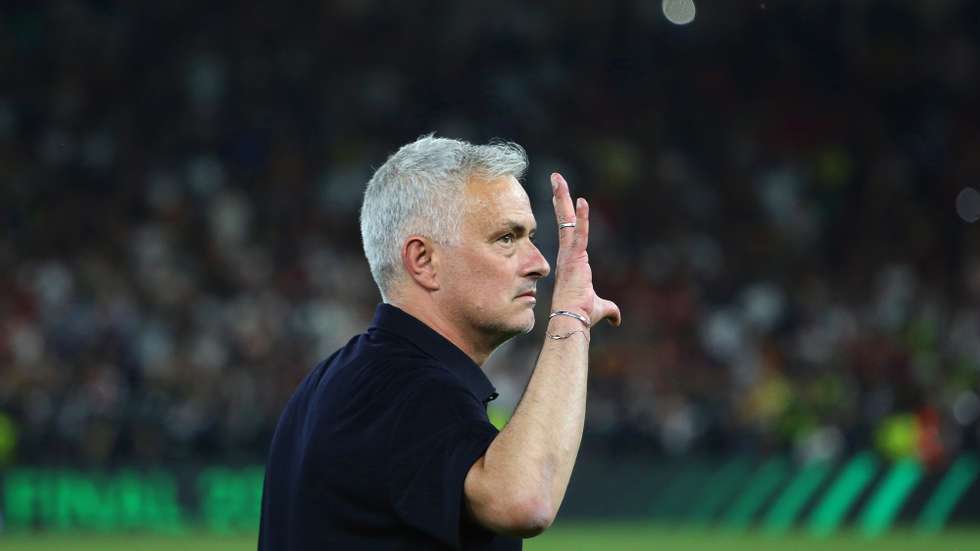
[549, 172, 622, 329]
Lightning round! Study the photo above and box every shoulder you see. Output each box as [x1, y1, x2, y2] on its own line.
[363, 335, 474, 398]
[380, 361, 489, 431]
[387, 359, 474, 404]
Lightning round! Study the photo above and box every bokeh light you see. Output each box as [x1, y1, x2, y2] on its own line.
[662, 0, 696, 25]
[956, 187, 980, 223]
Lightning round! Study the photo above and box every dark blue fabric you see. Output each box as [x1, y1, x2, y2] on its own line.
[259, 303, 521, 550]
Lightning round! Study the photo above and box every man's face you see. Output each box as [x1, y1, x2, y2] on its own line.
[436, 175, 551, 346]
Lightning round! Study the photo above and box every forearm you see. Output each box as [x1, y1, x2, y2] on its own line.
[463, 172, 619, 536]
[481, 314, 590, 520]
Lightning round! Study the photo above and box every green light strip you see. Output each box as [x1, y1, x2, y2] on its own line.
[687, 456, 753, 525]
[762, 460, 833, 536]
[807, 452, 878, 538]
[858, 458, 923, 538]
[916, 455, 980, 535]
[721, 457, 790, 531]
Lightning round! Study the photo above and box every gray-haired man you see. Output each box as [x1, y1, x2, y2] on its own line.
[259, 135, 621, 550]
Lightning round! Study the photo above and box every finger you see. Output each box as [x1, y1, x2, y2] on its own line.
[575, 197, 589, 252]
[551, 173, 576, 246]
[599, 296, 621, 327]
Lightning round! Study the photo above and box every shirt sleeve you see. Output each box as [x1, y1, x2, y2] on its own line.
[386, 367, 499, 549]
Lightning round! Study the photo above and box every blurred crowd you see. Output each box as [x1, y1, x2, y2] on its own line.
[2, 0, 980, 468]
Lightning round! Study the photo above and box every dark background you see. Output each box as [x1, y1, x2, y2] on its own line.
[1, 1, 979, 478]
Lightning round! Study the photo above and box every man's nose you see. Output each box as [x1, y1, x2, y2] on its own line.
[524, 242, 551, 279]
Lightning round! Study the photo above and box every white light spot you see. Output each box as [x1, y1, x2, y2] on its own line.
[953, 391, 980, 426]
[957, 187, 980, 223]
[663, 0, 696, 25]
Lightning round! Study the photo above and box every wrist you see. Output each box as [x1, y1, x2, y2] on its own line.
[545, 316, 592, 341]
[548, 309, 590, 328]
[547, 314, 589, 331]
[545, 314, 591, 342]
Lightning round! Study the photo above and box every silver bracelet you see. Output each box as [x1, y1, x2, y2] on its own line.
[549, 310, 591, 328]
[546, 329, 589, 341]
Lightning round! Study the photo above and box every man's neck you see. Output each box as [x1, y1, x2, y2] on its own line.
[387, 299, 493, 367]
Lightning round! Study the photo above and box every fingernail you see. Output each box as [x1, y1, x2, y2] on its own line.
[551, 174, 558, 191]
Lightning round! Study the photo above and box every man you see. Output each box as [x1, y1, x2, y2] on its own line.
[259, 135, 621, 549]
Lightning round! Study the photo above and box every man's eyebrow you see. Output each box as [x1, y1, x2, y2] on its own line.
[497, 220, 536, 234]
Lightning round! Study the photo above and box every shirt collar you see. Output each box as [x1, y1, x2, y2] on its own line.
[370, 303, 499, 404]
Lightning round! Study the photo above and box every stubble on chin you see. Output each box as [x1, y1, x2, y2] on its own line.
[487, 312, 535, 341]
[520, 312, 537, 335]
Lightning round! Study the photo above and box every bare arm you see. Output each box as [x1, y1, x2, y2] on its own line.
[464, 172, 622, 537]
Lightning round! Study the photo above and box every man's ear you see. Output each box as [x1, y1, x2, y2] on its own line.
[401, 236, 440, 292]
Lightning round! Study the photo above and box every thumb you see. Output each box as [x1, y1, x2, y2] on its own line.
[598, 296, 622, 327]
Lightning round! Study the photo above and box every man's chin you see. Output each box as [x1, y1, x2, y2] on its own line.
[519, 314, 536, 335]
[487, 309, 536, 341]
[494, 316, 535, 339]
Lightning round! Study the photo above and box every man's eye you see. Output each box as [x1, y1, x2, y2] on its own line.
[499, 234, 514, 244]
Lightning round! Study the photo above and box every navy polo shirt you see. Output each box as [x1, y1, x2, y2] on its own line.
[259, 303, 522, 550]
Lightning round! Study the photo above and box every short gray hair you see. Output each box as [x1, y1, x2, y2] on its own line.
[360, 134, 528, 301]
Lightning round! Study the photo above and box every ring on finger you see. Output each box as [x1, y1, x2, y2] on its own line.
[558, 222, 577, 229]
